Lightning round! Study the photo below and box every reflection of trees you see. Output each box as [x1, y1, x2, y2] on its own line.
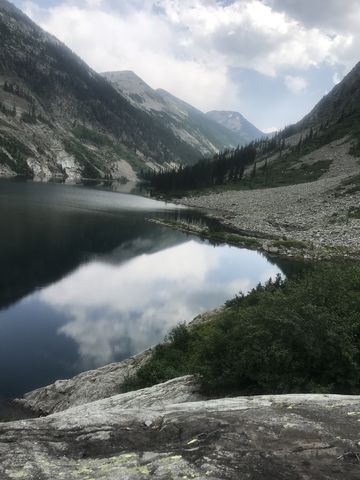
[265, 255, 311, 278]
[0, 200, 187, 311]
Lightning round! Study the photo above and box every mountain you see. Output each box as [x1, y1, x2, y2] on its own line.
[0, 0, 208, 181]
[296, 62, 360, 132]
[206, 110, 265, 143]
[102, 71, 169, 114]
[251, 62, 360, 188]
[149, 59, 360, 194]
[102, 70, 248, 156]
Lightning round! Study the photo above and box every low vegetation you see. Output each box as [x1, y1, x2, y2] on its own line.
[272, 239, 308, 250]
[63, 137, 105, 179]
[349, 207, 360, 219]
[338, 173, 360, 195]
[124, 263, 360, 395]
[72, 124, 146, 172]
[0, 132, 33, 175]
[72, 124, 113, 147]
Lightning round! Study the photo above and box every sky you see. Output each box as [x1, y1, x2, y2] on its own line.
[13, 0, 360, 132]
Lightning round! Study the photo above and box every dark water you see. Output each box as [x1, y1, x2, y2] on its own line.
[0, 180, 284, 399]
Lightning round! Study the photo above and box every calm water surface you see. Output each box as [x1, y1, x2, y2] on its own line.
[0, 180, 284, 399]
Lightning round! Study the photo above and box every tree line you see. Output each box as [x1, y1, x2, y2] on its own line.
[144, 117, 340, 194]
[145, 144, 257, 192]
[3, 81, 34, 104]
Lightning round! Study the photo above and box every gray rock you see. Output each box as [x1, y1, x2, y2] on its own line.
[15, 348, 154, 415]
[2, 380, 360, 479]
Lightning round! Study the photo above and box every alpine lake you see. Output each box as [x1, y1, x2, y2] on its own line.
[0, 179, 293, 405]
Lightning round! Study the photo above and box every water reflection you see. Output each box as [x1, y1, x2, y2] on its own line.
[39, 240, 281, 369]
[0, 180, 283, 398]
[0, 180, 185, 310]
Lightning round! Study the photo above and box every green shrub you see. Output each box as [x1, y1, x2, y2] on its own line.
[349, 207, 360, 219]
[72, 125, 113, 147]
[272, 239, 308, 249]
[124, 264, 360, 395]
[21, 111, 37, 124]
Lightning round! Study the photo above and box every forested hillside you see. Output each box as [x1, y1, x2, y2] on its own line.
[0, 0, 204, 180]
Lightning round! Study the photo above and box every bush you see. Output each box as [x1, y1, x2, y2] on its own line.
[124, 264, 360, 395]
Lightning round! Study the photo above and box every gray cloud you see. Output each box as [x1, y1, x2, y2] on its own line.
[268, 0, 360, 32]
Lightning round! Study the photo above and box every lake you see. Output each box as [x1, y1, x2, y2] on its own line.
[0, 180, 284, 399]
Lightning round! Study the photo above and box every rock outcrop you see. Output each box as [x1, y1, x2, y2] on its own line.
[2, 379, 360, 479]
[15, 349, 154, 415]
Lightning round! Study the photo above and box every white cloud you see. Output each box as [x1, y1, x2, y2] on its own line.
[20, 0, 357, 115]
[332, 71, 341, 85]
[263, 126, 278, 133]
[22, 0, 240, 111]
[284, 75, 307, 94]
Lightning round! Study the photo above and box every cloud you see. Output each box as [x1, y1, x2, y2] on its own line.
[332, 71, 341, 85]
[39, 240, 282, 367]
[284, 75, 307, 94]
[20, 0, 357, 115]
[268, 0, 360, 32]
[22, 0, 240, 111]
[267, 0, 360, 71]
[263, 126, 278, 133]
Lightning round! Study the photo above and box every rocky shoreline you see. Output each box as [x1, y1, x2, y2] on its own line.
[172, 139, 360, 260]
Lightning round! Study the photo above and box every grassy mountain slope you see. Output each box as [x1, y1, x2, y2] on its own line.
[0, 0, 203, 180]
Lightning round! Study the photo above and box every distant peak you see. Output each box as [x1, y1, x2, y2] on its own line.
[207, 110, 245, 118]
[102, 70, 142, 81]
[206, 110, 264, 140]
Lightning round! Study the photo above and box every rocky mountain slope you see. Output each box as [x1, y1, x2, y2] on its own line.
[206, 110, 265, 143]
[297, 61, 360, 131]
[103, 70, 248, 156]
[0, 0, 209, 181]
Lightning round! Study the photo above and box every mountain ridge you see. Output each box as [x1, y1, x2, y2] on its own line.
[296, 61, 360, 132]
[102, 70, 252, 156]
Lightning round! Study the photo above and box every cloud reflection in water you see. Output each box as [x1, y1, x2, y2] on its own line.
[40, 240, 282, 369]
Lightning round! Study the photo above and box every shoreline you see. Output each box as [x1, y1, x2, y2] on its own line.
[148, 213, 360, 261]
[159, 139, 360, 261]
